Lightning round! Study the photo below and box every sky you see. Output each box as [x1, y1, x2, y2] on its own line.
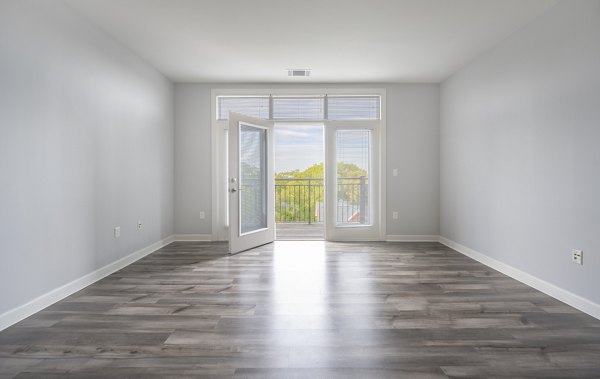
[274, 124, 324, 173]
[274, 124, 370, 174]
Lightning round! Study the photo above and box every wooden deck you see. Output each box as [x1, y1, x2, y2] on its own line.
[276, 223, 324, 240]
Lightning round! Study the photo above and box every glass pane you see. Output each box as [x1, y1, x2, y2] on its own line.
[240, 124, 267, 234]
[336, 130, 371, 226]
[218, 96, 269, 120]
[274, 124, 325, 228]
[328, 96, 380, 120]
[272, 97, 324, 120]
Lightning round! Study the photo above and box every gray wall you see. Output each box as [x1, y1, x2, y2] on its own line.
[174, 84, 213, 235]
[0, 1, 174, 314]
[440, 1, 600, 303]
[174, 83, 439, 237]
[386, 85, 439, 236]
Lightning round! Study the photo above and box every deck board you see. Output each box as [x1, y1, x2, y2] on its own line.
[275, 223, 324, 240]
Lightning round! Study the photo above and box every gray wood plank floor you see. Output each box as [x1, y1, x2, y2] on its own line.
[1, 241, 599, 378]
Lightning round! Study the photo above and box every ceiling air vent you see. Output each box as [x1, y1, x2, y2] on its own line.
[288, 69, 311, 77]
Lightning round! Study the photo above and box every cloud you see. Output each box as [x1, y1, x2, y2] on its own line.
[275, 127, 323, 149]
[275, 144, 323, 172]
[273, 124, 325, 172]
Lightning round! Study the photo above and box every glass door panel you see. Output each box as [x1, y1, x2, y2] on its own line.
[336, 130, 371, 226]
[240, 124, 267, 234]
[325, 122, 381, 241]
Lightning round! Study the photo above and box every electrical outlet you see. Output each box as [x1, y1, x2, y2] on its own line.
[392, 211, 399, 220]
[114, 226, 121, 239]
[572, 249, 583, 265]
[199, 211, 205, 220]
[137, 220, 143, 231]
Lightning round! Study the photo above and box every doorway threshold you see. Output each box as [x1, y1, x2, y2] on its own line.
[275, 223, 324, 241]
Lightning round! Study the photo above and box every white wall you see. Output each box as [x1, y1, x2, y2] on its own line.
[0, 1, 174, 315]
[441, 1, 600, 304]
[174, 83, 439, 238]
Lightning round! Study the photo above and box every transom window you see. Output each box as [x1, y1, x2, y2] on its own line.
[217, 95, 380, 121]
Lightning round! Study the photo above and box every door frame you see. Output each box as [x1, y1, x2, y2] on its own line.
[211, 87, 386, 242]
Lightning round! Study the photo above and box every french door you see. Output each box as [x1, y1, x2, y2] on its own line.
[228, 113, 275, 254]
[324, 121, 382, 241]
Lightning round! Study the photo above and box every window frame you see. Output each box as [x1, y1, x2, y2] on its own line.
[215, 91, 382, 122]
[211, 87, 386, 242]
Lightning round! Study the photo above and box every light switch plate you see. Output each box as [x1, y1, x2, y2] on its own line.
[572, 249, 583, 265]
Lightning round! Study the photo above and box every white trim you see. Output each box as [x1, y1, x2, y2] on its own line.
[172, 234, 213, 241]
[385, 235, 439, 242]
[212, 87, 385, 97]
[0, 236, 175, 332]
[379, 91, 387, 240]
[326, 237, 383, 242]
[438, 236, 600, 320]
[211, 93, 220, 241]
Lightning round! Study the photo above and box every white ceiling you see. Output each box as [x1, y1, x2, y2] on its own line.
[65, 0, 559, 83]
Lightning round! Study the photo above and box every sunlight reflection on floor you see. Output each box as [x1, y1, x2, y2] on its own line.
[270, 241, 331, 332]
[272, 241, 327, 303]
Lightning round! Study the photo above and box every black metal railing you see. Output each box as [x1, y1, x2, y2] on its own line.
[275, 177, 368, 224]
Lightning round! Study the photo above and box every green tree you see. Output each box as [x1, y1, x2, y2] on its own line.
[275, 162, 367, 222]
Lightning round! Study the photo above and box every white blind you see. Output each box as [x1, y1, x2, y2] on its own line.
[327, 96, 380, 120]
[239, 124, 267, 233]
[272, 96, 324, 120]
[217, 95, 380, 120]
[218, 96, 269, 120]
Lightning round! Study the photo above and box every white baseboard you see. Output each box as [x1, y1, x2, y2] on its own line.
[172, 234, 213, 241]
[386, 235, 439, 242]
[438, 236, 600, 320]
[0, 235, 175, 332]
[3, 234, 598, 331]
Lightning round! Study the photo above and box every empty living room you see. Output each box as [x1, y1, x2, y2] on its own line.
[1, 0, 599, 378]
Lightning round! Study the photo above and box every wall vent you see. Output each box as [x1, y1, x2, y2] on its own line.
[288, 69, 311, 77]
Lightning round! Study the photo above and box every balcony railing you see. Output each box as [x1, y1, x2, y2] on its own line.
[275, 177, 368, 224]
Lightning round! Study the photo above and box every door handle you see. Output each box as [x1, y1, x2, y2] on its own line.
[230, 178, 238, 193]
